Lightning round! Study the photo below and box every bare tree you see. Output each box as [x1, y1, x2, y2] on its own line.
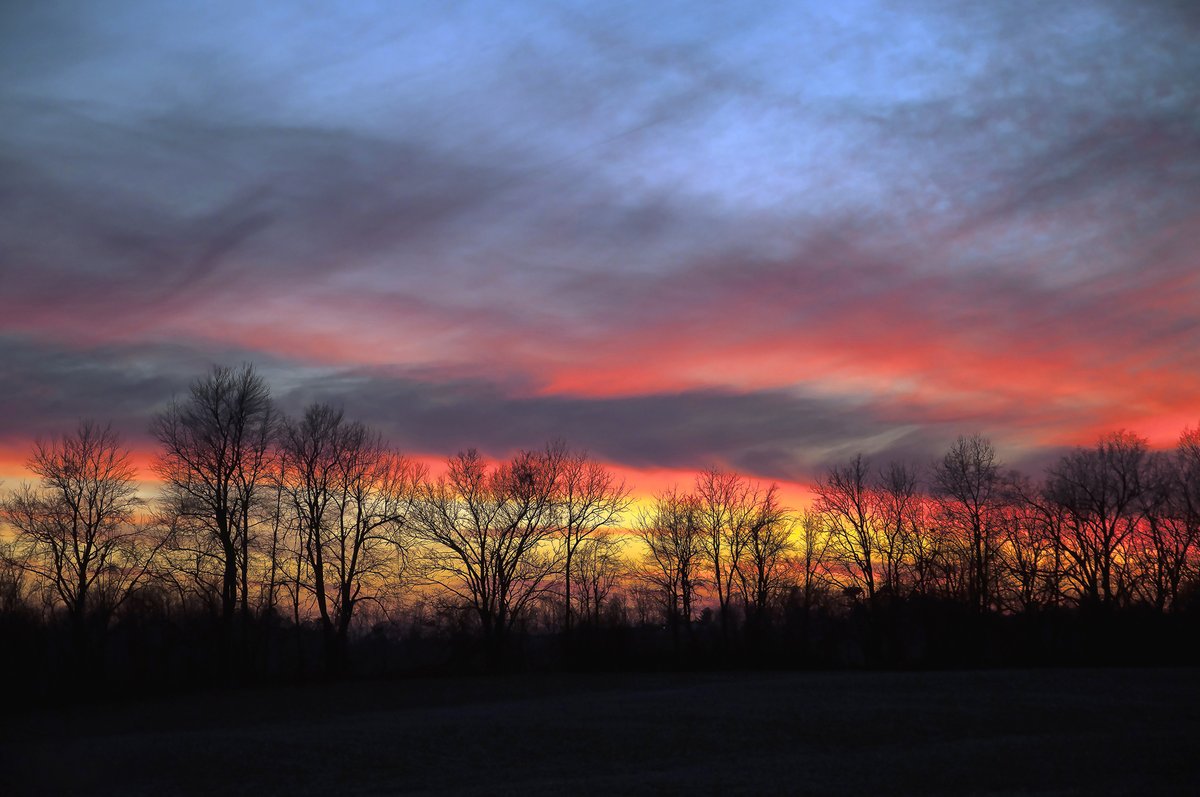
[150, 496, 226, 616]
[815, 454, 879, 600]
[696, 469, 772, 637]
[794, 510, 833, 612]
[934, 435, 1002, 613]
[789, 509, 834, 655]
[1130, 450, 1196, 611]
[1177, 424, 1200, 595]
[634, 487, 703, 637]
[735, 483, 794, 629]
[1046, 431, 1147, 606]
[410, 448, 561, 664]
[873, 462, 921, 597]
[278, 404, 423, 672]
[570, 532, 626, 628]
[550, 443, 630, 634]
[906, 504, 948, 598]
[259, 463, 288, 620]
[151, 364, 275, 661]
[0, 538, 32, 619]
[996, 473, 1061, 612]
[1, 421, 159, 665]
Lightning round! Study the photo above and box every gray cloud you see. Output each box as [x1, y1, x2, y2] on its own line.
[0, 335, 196, 444]
[0, 334, 986, 481]
[1, 0, 1197, 478]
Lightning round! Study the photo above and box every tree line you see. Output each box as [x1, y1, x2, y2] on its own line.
[3, 363, 1200, 688]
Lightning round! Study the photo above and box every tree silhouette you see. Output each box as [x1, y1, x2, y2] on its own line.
[934, 435, 1002, 613]
[794, 510, 833, 610]
[277, 403, 423, 673]
[815, 454, 879, 601]
[1, 421, 160, 668]
[411, 448, 561, 665]
[6, 365, 1200, 683]
[995, 473, 1061, 612]
[634, 487, 703, 640]
[570, 532, 626, 628]
[549, 443, 630, 634]
[735, 482, 793, 632]
[694, 468, 761, 639]
[873, 462, 922, 598]
[1047, 431, 1147, 606]
[151, 363, 275, 670]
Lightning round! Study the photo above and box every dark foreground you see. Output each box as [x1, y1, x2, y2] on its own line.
[4, 668, 1198, 795]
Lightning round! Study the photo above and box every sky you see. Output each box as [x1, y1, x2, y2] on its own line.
[1, 0, 1198, 496]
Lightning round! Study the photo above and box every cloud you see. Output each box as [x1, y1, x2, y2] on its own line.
[0, 335, 983, 482]
[284, 368, 943, 478]
[0, 335, 194, 445]
[1, 0, 1197, 483]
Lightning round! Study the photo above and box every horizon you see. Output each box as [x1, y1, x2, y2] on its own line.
[0, 366, 1196, 515]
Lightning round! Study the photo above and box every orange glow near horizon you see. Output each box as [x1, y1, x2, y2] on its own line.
[1, 422, 1192, 521]
[0, 442, 819, 516]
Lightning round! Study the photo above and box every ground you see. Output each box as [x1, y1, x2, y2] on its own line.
[3, 668, 1198, 795]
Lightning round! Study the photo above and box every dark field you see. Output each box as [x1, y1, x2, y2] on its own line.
[4, 668, 1199, 796]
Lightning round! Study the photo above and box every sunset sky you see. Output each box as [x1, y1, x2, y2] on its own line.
[2, 0, 1198, 495]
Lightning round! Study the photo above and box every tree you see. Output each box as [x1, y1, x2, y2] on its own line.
[735, 483, 793, 629]
[411, 448, 561, 664]
[570, 532, 626, 628]
[1157, 425, 1200, 608]
[934, 435, 1002, 613]
[1130, 449, 1196, 611]
[815, 454, 879, 600]
[794, 510, 833, 612]
[1, 421, 158, 666]
[634, 487, 703, 638]
[873, 462, 921, 598]
[1046, 431, 1147, 606]
[151, 364, 275, 657]
[789, 509, 834, 657]
[550, 444, 630, 634]
[905, 504, 948, 598]
[0, 538, 31, 619]
[278, 403, 423, 673]
[1175, 424, 1200, 599]
[695, 468, 766, 637]
[996, 474, 1062, 612]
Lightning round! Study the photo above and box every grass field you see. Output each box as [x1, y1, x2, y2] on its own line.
[4, 668, 1199, 795]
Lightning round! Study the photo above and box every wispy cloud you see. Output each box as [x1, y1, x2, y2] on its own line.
[2, 0, 1197, 483]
